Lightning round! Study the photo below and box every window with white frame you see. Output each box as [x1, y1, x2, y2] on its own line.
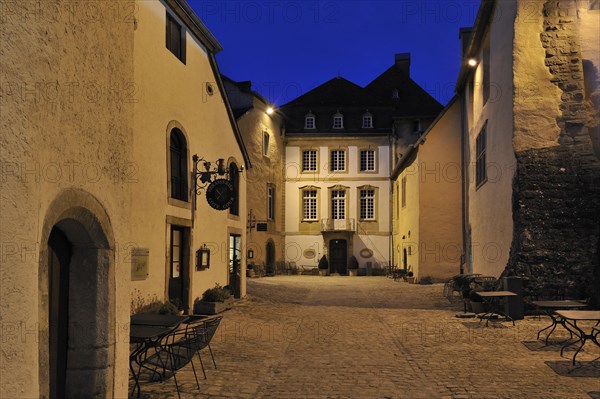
[262, 132, 270, 157]
[330, 150, 346, 172]
[302, 189, 318, 221]
[305, 113, 316, 129]
[362, 113, 373, 128]
[333, 112, 344, 129]
[360, 189, 375, 220]
[476, 124, 487, 188]
[360, 150, 376, 172]
[331, 190, 346, 220]
[267, 185, 275, 220]
[302, 150, 317, 172]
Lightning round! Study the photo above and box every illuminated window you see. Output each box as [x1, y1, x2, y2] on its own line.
[330, 150, 346, 172]
[360, 189, 375, 220]
[302, 190, 318, 221]
[302, 150, 318, 172]
[360, 150, 376, 172]
[331, 190, 346, 220]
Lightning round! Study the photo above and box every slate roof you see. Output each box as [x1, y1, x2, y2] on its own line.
[281, 61, 443, 134]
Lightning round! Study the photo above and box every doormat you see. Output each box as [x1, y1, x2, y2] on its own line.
[521, 340, 578, 352]
[545, 361, 600, 377]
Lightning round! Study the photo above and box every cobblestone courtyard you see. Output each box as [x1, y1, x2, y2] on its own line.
[132, 276, 600, 399]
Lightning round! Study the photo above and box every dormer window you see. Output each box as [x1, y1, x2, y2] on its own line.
[304, 112, 316, 129]
[412, 119, 421, 133]
[362, 112, 373, 128]
[392, 89, 399, 99]
[333, 112, 344, 129]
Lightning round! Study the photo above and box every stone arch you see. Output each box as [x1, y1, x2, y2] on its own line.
[38, 188, 116, 398]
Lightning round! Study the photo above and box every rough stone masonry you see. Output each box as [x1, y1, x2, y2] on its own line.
[505, 0, 600, 306]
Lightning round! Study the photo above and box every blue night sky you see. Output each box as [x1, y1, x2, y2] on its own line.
[192, 1, 481, 106]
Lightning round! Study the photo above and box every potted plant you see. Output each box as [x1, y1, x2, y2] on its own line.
[136, 300, 180, 315]
[348, 255, 359, 276]
[406, 271, 415, 284]
[318, 255, 329, 276]
[194, 283, 233, 315]
[247, 263, 255, 278]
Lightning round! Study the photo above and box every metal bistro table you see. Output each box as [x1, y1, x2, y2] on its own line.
[129, 314, 189, 398]
[531, 300, 588, 345]
[476, 291, 518, 326]
[555, 310, 600, 365]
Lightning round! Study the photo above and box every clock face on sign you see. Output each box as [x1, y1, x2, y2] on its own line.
[206, 179, 235, 210]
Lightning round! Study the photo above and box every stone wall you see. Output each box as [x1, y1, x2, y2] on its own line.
[505, 0, 600, 305]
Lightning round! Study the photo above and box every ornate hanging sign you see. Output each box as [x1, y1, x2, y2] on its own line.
[206, 179, 235, 211]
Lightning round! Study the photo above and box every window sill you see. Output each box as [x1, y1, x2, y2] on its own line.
[168, 197, 191, 210]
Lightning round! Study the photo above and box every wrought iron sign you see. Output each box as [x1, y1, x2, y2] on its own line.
[192, 154, 241, 211]
[247, 209, 268, 232]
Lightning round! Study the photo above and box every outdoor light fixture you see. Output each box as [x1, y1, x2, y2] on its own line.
[467, 58, 478, 67]
[266, 106, 275, 115]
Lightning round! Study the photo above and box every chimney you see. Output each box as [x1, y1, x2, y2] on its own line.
[459, 27, 473, 59]
[394, 53, 410, 76]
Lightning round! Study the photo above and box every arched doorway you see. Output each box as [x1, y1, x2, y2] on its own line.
[265, 240, 275, 276]
[39, 190, 115, 398]
[48, 228, 71, 399]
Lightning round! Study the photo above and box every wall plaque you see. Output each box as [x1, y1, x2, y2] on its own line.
[206, 179, 235, 210]
[131, 248, 149, 280]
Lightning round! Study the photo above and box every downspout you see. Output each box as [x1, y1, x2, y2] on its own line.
[388, 130, 394, 273]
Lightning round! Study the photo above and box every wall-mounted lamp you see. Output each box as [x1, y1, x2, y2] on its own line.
[196, 244, 210, 270]
[247, 249, 254, 259]
[266, 106, 275, 115]
[467, 58, 478, 67]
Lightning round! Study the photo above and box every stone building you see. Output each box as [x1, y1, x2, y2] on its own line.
[0, 1, 249, 397]
[391, 97, 463, 282]
[223, 77, 286, 276]
[457, 0, 599, 302]
[281, 56, 442, 274]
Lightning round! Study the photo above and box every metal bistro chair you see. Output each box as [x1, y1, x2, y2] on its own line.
[184, 316, 223, 378]
[141, 324, 204, 399]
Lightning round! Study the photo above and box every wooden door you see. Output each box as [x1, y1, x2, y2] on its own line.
[329, 239, 347, 275]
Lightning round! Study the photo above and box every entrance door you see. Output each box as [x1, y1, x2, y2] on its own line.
[169, 226, 188, 311]
[329, 239, 347, 275]
[265, 241, 275, 276]
[229, 234, 241, 298]
[48, 227, 71, 399]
